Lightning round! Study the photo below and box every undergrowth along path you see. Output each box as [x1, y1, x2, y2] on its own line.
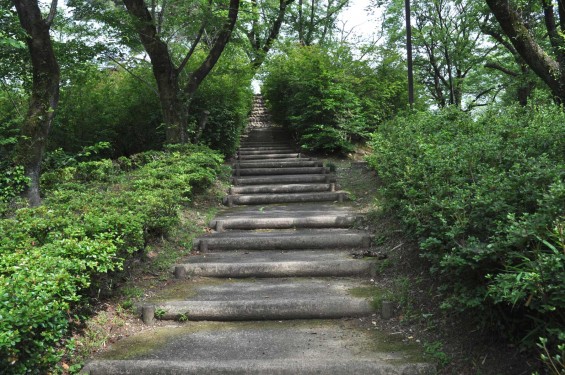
[82, 95, 434, 374]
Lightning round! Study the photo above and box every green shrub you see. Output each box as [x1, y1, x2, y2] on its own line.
[0, 165, 29, 203]
[262, 43, 407, 153]
[368, 104, 565, 351]
[0, 144, 223, 373]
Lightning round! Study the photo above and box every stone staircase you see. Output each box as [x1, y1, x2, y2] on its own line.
[82, 95, 434, 374]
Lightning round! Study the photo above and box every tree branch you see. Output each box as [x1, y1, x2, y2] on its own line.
[484, 62, 519, 77]
[46, 0, 57, 26]
[176, 0, 212, 75]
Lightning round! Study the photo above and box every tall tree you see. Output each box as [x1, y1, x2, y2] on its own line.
[12, 0, 60, 206]
[485, 0, 565, 104]
[122, 0, 240, 143]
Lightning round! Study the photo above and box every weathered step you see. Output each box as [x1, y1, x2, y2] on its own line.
[210, 213, 356, 230]
[238, 149, 297, 155]
[140, 278, 374, 321]
[193, 229, 371, 251]
[83, 359, 434, 375]
[238, 153, 300, 160]
[233, 167, 327, 176]
[229, 183, 334, 195]
[82, 320, 435, 375]
[147, 298, 372, 321]
[239, 142, 292, 147]
[223, 191, 346, 206]
[173, 250, 374, 278]
[238, 146, 296, 152]
[233, 174, 334, 185]
[235, 160, 321, 168]
[234, 157, 313, 164]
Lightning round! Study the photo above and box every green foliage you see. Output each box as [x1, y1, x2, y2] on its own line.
[0, 166, 29, 203]
[369, 103, 565, 352]
[50, 65, 163, 157]
[0, 144, 222, 373]
[262, 43, 407, 153]
[423, 341, 451, 367]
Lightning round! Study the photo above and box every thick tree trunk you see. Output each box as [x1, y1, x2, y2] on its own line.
[486, 0, 565, 103]
[13, 0, 60, 206]
[122, 0, 185, 144]
[124, 0, 239, 144]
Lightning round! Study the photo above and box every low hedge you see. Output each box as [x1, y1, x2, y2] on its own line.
[0, 144, 222, 373]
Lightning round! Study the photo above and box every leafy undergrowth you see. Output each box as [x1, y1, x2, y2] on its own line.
[0, 144, 226, 374]
[330, 156, 537, 374]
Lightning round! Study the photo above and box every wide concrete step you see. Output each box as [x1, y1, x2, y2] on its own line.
[82, 359, 436, 375]
[238, 153, 300, 160]
[233, 174, 334, 185]
[229, 183, 334, 195]
[234, 166, 327, 176]
[223, 191, 346, 206]
[174, 259, 376, 278]
[240, 142, 293, 147]
[235, 160, 322, 168]
[193, 229, 371, 251]
[140, 278, 374, 321]
[238, 149, 297, 155]
[82, 320, 435, 374]
[209, 213, 356, 229]
[235, 157, 313, 164]
[238, 146, 297, 152]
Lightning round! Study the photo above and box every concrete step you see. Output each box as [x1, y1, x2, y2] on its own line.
[235, 160, 321, 168]
[139, 278, 375, 321]
[209, 213, 355, 229]
[82, 359, 436, 375]
[233, 174, 334, 185]
[193, 229, 371, 251]
[173, 250, 374, 278]
[229, 183, 334, 195]
[238, 153, 300, 160]
[233, 167, 327, 176]
[238, 149, 297, 155]
[82, 320, 435, 374]
[238, 146, 297, 152]
[234, 157, 313, 164]
[223, 191, 346, 206]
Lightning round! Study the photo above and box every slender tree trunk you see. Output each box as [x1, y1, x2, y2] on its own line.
[13, 0, 60, 206]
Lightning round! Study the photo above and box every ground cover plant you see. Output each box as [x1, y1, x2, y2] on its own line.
[368, 103, 565, 362]
[0, 144, 223, 373]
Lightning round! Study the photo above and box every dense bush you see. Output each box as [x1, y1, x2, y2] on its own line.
[262, 43, 407, 153]
[0, 144, 222, 373]
[368, 104, 565, 351]
[50, 65, 164, 158]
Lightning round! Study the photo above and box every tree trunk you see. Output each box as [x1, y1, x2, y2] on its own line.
[13, 0, 60, 206]
[122, 0, 184, 144]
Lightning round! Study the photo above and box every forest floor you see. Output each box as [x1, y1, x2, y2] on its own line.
[66, 154, 540, 374]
